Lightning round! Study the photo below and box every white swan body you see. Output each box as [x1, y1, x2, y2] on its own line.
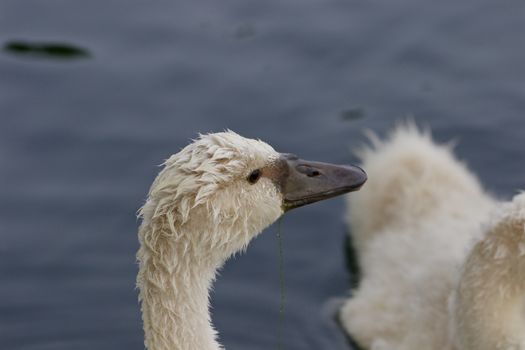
[136, 131, 366, 350]
[451, 195, 525, 350]
[340, 126, 525, 350]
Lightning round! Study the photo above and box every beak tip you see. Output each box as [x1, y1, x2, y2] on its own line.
[355, 166, 367, 188]
[342, 165, 367, 190]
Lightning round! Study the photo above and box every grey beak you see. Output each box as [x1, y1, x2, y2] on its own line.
[279, 153, 367, 211]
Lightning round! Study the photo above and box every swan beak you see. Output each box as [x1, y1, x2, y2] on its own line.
[278, 153, 367, 211]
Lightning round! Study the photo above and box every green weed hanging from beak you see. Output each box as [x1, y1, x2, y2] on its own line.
[276, 218, 285, 350]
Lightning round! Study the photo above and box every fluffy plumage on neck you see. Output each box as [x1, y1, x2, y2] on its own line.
[136, 131, 283, 350]
[451, 193, 525, 350]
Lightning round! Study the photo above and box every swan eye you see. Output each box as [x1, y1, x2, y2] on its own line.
[247, 169, 262, 184]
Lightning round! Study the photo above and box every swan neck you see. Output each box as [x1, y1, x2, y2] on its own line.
[454, 219, 525, 350]
[137, 228, 222, 350]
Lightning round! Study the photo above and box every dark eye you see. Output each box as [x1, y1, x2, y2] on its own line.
[247, 169, 262, 184]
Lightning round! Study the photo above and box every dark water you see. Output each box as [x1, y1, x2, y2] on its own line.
[1, 1, 524, 349]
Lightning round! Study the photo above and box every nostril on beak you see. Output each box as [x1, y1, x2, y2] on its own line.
[308, 170, 321, 177]
[296, 165, 322, 177]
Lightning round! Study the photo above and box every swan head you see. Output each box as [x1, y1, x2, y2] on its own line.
[139, 131, 366, 263]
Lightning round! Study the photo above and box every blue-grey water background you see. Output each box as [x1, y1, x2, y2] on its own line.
[1, 1, 524, 349]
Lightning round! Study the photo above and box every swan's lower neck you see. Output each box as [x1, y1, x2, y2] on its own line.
[456, 286, 525, 350]
[138, 247, 222, 350]
[137, 196, 279, 350]
[454, 219, 525, 350]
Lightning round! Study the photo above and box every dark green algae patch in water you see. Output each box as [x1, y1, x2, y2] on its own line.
[3, 40, 91, 60]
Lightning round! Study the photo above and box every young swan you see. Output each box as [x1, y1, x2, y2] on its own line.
[136, 131, 366, 350]
[340, 125, 525, 350]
